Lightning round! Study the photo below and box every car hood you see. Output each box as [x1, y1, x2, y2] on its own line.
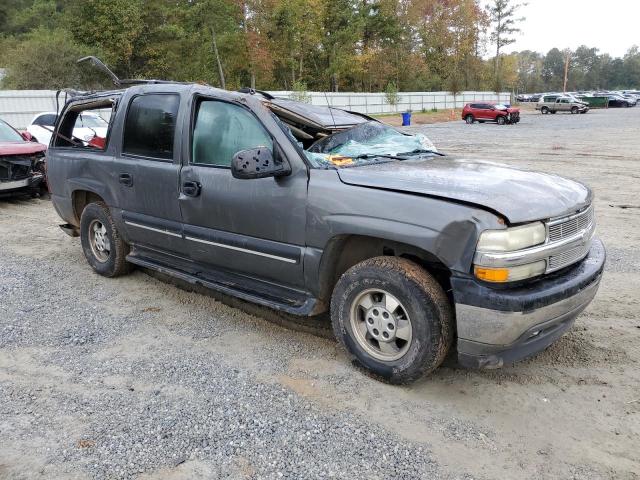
[336, 157, 592, 224]
[0, 141, 47, 156]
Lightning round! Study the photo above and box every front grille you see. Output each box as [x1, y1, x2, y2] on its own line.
[548, 207, 594, 243]
[548, 243, 591, 271]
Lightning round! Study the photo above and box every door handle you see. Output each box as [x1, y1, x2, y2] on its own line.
[182, 181, 201, 197]
[119, 173, 133, 187]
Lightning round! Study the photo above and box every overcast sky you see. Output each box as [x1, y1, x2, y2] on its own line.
[484, 0, 640, 58]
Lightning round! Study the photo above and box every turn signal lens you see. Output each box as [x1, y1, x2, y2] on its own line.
[474, 266, 509, 283]
[474, 260, 546, 283]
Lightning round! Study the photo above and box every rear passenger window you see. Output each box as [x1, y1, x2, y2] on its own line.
[123, 94, 179, 160]
[191, 100, 272, 167]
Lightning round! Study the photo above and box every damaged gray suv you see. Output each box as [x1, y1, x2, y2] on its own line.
[47, 83, 605, 383]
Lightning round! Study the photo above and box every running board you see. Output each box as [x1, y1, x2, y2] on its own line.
[126, 253, 318, 316]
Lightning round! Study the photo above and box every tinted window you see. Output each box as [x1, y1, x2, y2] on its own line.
[192, 100, 272, 167]
[123, 94, 179, 160]
[34, 114, 57, 126]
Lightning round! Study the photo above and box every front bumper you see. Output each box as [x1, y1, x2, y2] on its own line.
[452, 238, 606, 369]
[0, 174, 43, 196]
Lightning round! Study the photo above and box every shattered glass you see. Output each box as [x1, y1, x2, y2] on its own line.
[304, 121, 437, 168]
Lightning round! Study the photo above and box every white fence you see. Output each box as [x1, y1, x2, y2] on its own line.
[271, 91, 512, 115]
[0, 89, 511, 129]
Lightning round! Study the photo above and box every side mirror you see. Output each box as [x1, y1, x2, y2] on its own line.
[231, 147, 290, 180]
[20, 131, 34, 142]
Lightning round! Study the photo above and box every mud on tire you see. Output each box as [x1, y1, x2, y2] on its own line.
[330, 256, 453, 384]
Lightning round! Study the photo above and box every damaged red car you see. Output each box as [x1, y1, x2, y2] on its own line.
[462, 103, 520, 125]
[0, 118, 46, 197]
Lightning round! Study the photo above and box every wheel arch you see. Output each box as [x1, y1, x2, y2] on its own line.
[71, 188, 106, 226]
[314, 234, 453, 309]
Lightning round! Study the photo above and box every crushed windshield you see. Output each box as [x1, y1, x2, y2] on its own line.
[303, 121, 437, 168]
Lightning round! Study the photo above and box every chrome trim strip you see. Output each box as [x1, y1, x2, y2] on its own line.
[456, 275, 601, 345]
[547, 204, 593, 226]
[0, 178, 30, 190]
[124, 221, 182, 238]
[185, 236, 298, 264]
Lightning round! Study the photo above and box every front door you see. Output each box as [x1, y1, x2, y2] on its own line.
[113, 93, 186, 256]
[178, 98, 307, 288]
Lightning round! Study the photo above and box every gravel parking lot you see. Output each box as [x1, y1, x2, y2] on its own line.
[1, 107, 639, 480]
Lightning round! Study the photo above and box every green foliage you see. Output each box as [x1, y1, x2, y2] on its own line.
[1, 28, 108, 89]
[290, 81, 312, 103]
[0, 1, 638, 92]
[384, 81, 400, 109]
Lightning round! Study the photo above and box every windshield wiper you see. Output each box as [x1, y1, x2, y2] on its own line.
[396, 148, 445, 157]
[352, 153, 406, 160]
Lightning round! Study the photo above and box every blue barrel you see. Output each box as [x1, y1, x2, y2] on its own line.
[401, 111, 411, 126]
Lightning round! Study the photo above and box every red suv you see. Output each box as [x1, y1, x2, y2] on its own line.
[462, 103, 520, 125]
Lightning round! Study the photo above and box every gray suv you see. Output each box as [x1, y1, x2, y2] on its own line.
[47, 83, 605, 383]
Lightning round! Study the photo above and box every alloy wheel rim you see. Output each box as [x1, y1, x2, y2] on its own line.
[349, 288, 412, 361]
[89, 220, 111, 263]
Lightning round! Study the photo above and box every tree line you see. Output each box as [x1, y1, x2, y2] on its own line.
[0, 0, 638, 93]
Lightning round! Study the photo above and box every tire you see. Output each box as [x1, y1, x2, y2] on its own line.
[496, 115, 506, 125]
[571, 106, 579, 114]
[80, 202, 131, 277]
[541, 106, 549, 114]
[331, 256, 453, 384]
[465, 114, 475, 124]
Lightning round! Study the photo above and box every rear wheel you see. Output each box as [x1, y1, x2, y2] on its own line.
[465, 114, 475, 124]
[496, 115, 506, 125]
[80, 202, 131, 277]
[541, 106, 549, 114]
[331, 257, 453, 384]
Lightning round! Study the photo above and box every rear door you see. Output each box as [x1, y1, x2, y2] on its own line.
[178, 96, 308, 288]
[113, 92, 186, 256]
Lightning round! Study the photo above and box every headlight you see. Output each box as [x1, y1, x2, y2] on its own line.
[474, 261, 546, 283]
[476, 222, 546, 252]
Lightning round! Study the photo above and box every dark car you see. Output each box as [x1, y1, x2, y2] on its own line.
[0, 118, 46, 197]
[607, 95, 633, 108]
[462, 103, 520, 124]
[46, 83, 604, 384]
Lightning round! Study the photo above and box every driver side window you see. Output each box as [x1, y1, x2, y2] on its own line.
[192, 100, 273, 167]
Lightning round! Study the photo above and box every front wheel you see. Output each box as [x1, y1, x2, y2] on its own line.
[571, 106, 579, 114]
[465, 114, 475, 124]
[331, 257, 453, 384]
[80, 202, 131, 277]
[496, 115, 506, 125]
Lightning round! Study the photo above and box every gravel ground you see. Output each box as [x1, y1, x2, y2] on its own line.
[1, 106, 639, 480]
